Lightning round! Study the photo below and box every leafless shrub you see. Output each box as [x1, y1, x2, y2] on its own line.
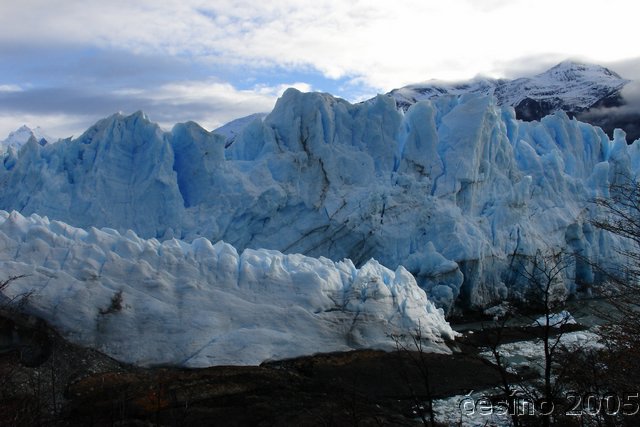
[0, 274, 31, 310]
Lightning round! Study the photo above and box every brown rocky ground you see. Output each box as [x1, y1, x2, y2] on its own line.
[0, 309, 528, 426]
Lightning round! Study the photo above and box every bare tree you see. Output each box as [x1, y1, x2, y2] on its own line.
[591, 179, 640, 347]
[521, 176, 640, 426]
[572, 177, 640, 425]
[521, 251, 571, 424]
[480, 311, 523, 427]
[390, 324, 436, 426]
[478, 250, 577, 426]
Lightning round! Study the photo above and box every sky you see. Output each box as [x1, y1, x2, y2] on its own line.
[0, 0, 639, 139]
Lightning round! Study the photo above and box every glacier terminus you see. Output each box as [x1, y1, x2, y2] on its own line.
[1, 62, 638, 366]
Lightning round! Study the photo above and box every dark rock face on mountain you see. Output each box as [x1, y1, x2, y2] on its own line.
[513, 97, 558, 121]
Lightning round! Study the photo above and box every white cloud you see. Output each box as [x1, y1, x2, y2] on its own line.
[252, 82, 313, 97]
[0, 85, 22, 93]
[2, 1, 638, 92]
[139, 80, 306, 129]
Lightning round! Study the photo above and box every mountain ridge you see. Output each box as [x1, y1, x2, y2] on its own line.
[388, 61, 630, 122]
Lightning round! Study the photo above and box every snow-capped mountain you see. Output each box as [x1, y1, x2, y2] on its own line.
[0, 125, 55, 153]
[389, 61, 629, 121]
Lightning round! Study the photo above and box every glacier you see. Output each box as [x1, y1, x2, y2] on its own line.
[1, 88, 638, 314]
[0, 210, 455, 366]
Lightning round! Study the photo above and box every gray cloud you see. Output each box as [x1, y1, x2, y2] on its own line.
[605, 57, 640, 80]
[495, 54, 594, 79]
[0, 44, 282, 137]
[0, 88, 128, 116]
[0, 45, 211, 88]
[577, 80, 640, 142]
[619, 82, 640, 107]
[0, 77, 291, 138]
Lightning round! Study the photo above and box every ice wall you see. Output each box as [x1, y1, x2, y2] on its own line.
[0, 210, 454, 366]
[2, 91, 638, 312]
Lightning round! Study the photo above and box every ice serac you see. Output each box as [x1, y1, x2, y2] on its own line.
[170, 121, 226, 208]
[0, 210, 455, 367]
[1, 88, 638, 313]
[0, 112, 185, 238]
[213, 112, 267, 148]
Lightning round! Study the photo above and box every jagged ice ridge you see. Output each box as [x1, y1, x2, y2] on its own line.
[0, 210, 455, 366]
[1, 88, 638, 316]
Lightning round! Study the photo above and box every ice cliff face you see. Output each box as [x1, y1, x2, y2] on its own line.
[1, 89, 638, 313]
[213, 112, 267, 148]
[0, 113, 184, 238]
[0, 210, 454, 366]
